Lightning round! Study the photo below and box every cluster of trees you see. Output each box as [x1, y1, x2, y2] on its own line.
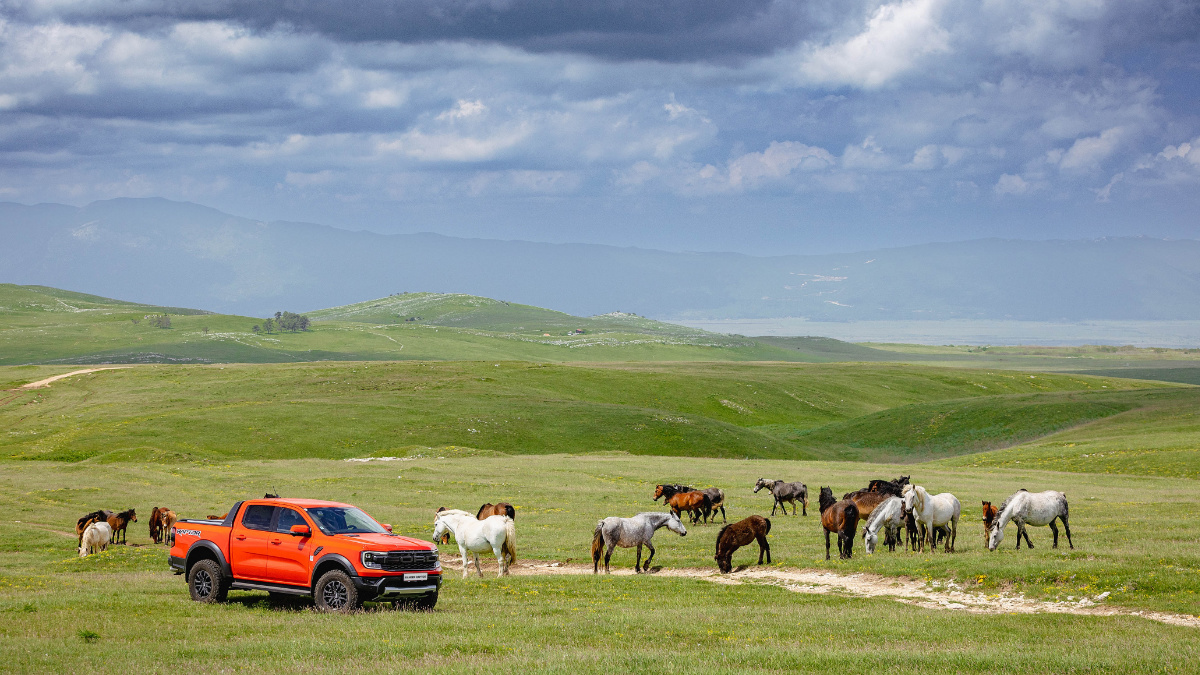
[253, 311, 310, 334]
[146, 314, 171, 328]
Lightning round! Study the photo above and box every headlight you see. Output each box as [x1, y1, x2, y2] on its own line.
[361, 551, 388, 570]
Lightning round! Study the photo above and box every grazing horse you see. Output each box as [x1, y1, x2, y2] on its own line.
[76, 510, 113, 546]
[79, 522, 112, 557]
[863, 496, 904, 554]
[432, 512, 517, 578]
[902, 485, 960, 552]
[982, 501, 999, 547]
[592, 512, 687, 574]
[656, 484, 726, 523]
[106, 509, 136, 545]
[477, 502, 516, 520]
[666, 491, 711, 524]
[988, 490, 1072, 551]
[819, 487, 859, 560]
[754, 478, 808, 516]
[714, 515, 771, 573]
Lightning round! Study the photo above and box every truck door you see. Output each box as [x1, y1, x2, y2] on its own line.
[230, 504, 274, 580]
[266, 507, 314, 586]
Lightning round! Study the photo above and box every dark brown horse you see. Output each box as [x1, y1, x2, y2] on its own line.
[76, 509, 113, 546]
[714, 516, 771, 573]
[843, 489, 893, 522]
[666, 491, 711, 524]
[149, 507, 163, 544]
[107, 509, 136, 544]
[477, 503, 516, 520]
[982, 501, 998, 547]
[819, 487, 859, 560]
[656, 484, 725, 523]
[867, 475, 911, 496]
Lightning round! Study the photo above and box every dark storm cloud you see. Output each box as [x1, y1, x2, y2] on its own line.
[9, 0, 812, 62]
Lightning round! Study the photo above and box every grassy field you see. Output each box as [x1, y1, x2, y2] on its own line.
[3, 361, 1186, 471]
[0, 454, 1197, 673]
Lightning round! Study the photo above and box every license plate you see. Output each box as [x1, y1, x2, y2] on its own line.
[403, 573, 428, 582]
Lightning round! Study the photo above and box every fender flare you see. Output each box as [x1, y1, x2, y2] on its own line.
[310, 552, 359, 588]
[185, 540, 231, 579]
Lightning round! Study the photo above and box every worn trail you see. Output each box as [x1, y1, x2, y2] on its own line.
[449, 557, 1200, 629]
[17, 367, 128, 389]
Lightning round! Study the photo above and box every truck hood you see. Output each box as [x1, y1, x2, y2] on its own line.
[335, 533, 434, 550]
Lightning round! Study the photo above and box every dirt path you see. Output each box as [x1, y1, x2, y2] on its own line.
[17, 367, 128, 390]
[444, 557, 1200, 629]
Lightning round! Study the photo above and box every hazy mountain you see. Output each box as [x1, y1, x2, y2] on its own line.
[3, 197, 1198, 321]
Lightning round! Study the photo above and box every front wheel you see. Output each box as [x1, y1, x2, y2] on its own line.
[395, 591, 438, 611]
[188, 559, 228, 603]
[314, 570, 360, 613]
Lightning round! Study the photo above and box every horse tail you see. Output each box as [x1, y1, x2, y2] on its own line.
[763, 517, 772, 536]
[844, 503, 860, 536]
[502, 517, 516, 565]
[591, 521, 605, 562]
[504, 504, 516, 520]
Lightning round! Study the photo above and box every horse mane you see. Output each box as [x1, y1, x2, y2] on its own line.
[997, 489, 1028, 514]
[818, 487, 836, 513]
[715, 524, 732, 554]
[117, 508, 136, 520]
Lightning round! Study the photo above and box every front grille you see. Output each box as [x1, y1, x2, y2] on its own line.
[382, 550, 439, 571]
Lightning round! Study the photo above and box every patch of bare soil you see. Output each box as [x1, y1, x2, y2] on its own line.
[442, 557, 1200, 629]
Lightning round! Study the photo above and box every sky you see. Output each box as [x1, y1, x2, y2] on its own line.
[1, 0, 1198, 255]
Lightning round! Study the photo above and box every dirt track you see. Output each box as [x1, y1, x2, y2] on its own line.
[17, 367, 127, 389]
[444, 557, 1200, 629]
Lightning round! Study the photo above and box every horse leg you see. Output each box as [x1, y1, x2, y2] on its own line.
[1021, 521, 1034, 549]
[757, 534, 770, 564]
[1049, 520, 1060, 548]
[721, 505, 727, 523]
[824, 529, 831, 560]
[604, 542, 616, 574]
[1061, 515, 1074, 549]
[948, 519, 957, 553]
[635, 544, 644, 574]
[493, 543, 507, 576]
[643, 541, 656, 572]
[791, 500, 798, 516]
[473, 553, 484, 578]
[802, 499, 807, 517]
[771, 500, 778, 516]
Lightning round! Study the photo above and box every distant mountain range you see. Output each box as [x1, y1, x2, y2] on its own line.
[3, 197, 1198, 321]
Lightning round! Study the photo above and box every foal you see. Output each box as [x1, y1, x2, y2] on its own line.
[982, 501, 998, 547]
[714, 515, 771, 573]
[819, 487, 859, 560]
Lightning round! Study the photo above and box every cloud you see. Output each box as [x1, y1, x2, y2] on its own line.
[994, 173, 1030, 195]
[1058, 126, 1125, 171]
[728, 141, 835, 188]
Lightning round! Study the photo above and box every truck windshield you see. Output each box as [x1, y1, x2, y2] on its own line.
[305, 507, 388, 535]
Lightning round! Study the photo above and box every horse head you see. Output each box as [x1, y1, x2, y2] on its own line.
[818, 486, 836, 512]
[753, 478, 769, 493]
[864, 529, 878, 555]
[987, 522, 1004, 550]
[653, 485, 665, 501]
[431, 517, 450, 545]
[665, 513, 687, 537]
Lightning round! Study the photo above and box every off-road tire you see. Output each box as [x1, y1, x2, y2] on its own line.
[188, 559, 228, 603]
[314, 570, 360, 613]
[395, 591, 438, 611]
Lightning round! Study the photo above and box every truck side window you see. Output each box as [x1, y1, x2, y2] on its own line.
[241, 504, 275, 531]
[275, 508, 307, 533]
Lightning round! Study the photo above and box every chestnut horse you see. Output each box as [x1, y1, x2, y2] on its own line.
[655, 484, 725, 523]
[982, 501, 998, 547]
[819, 487, 859, 560]
[76, 509, 113, 546]
[159, 509, 178, 546]
[106, 509, 136, 544]
[843, 489, 893, 522]
[477, 503, 517, 520]
[666, 491, 711, 524]
[149, 507, 163, 544]
[714, 515, 771, 573]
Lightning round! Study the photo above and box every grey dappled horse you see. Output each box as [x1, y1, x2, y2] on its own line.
[592, 512, 687, 574]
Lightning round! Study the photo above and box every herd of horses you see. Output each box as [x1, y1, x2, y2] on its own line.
[74, 506, 177, 557]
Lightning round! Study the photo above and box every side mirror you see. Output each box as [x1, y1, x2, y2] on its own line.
[383, 524, 393, 532]
[289, 524, 311, 537]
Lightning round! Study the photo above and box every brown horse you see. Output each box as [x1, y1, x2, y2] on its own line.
[149, 507, 163, 544]
[106, 509, 137, 544]
[714, 515, 771, 573]
[477, 503, 517, 520]
[76, 509, 113, 546]
[159, 509, 178, 545]
[843, 489, 893, 522]
[666, 491, 710, 524]
[819, 487, 859, 560]
[982, 501, 998, 547]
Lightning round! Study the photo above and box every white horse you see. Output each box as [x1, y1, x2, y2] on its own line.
[902, 485, 960, 552]
[432, 512, 516, 578]
[79, 522, 112, 557]
[863, 496, 904, 554]
[988, 489, 1072, 551]
[592, 512, 687, 574]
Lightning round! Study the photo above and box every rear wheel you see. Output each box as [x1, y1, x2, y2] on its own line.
[188, 559, 228, 603]
[314, 570, 360, 613]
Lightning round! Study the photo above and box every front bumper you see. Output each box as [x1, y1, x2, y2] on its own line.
[354, 572, 442, 601]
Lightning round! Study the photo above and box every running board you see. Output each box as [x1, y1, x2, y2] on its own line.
[230, 581, 310, 596]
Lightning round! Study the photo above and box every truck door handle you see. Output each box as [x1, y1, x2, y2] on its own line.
[235, 534, 246, 541]
[271, 538, 281, 545]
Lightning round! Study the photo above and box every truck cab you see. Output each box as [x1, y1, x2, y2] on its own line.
[169, 498, 441, 612]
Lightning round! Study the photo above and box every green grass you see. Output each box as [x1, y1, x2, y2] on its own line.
[0, 361, 1166, 465]
[0, 454, 1197, 673]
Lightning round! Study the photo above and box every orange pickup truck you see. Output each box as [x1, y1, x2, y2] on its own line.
[169, 497, 441, 612]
